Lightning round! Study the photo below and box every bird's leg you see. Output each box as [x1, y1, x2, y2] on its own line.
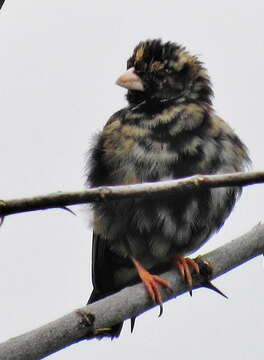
[131, 258, 172, 316]
[175, 256, 200, 296]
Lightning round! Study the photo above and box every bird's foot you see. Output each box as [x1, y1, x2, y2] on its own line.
[175, 256, 228, 299]
[132, 258, 173, 316]
[175, 256, 200, 296]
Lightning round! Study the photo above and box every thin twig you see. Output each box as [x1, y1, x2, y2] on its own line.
[0, 171, 264, 217]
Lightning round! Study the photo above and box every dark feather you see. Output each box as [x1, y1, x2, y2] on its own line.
[87, 232, 124, 338]
[86, 39, 251, 337]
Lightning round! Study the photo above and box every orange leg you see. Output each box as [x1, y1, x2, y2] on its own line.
[132, 258, 172, 316]
[176, 257, 200, 296]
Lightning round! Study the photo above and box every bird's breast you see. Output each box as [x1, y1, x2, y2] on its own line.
[103, 120, 179, 184]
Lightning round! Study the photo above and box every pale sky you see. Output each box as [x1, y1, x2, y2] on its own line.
[0, 1, 264, 359]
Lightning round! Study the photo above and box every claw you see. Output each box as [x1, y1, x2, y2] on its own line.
[176, 256, 200, 295]
[132, 258, 172, 316]
[130, 317, 136, 333]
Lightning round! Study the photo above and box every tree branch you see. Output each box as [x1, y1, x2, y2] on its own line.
[0, 223, 263, 360]
[0, 171, 264, 217]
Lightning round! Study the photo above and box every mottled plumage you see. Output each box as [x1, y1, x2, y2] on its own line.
[86, 39, 250, 337]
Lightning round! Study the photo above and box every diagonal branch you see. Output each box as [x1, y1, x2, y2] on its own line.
[0, 171, 264, 218]
[0, 223, 263, 360]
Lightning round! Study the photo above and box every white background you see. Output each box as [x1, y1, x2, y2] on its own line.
[0, 1, 264, 359]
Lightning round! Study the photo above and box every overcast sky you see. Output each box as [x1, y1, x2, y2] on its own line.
[0, 1, 264, 359]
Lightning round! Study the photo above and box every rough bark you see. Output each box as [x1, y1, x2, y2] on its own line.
[1, 172, 264, 217]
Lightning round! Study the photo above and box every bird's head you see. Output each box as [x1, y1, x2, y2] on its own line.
[116, 39, 213, 107]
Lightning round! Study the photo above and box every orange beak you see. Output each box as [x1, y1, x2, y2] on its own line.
[116, 67, 144, 91]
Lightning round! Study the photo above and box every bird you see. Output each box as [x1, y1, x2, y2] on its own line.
[86, 39, 250, 337]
